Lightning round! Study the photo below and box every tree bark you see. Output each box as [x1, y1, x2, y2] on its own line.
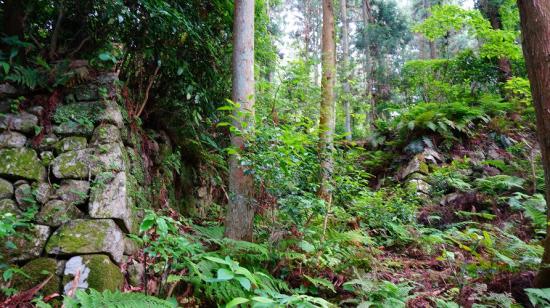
[319, 0, 336, 207]
[362, 0, 376, 127]
[517, 0, 550, 288]
[224, 0, 256, 241]
[479, 0, 512, 81]
[2, 0, 26, 51]
[340, 0, 352, 141]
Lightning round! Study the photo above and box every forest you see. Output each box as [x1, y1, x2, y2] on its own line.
[0, 0, 550, 307]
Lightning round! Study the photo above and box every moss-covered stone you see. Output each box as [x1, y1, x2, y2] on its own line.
[45, 219, 124, 263]
[51, 145, 125, 179]
[0, 112, 38, 134]
[12, 258, 60, 295]
[0, 199, 22, 217]
[0, 131, 27, 148]
[36, 200, 84, 227]
[91, 124, 121, 145]
[62, 255, 123, 294]
[2, 225, 51, 262]
[0, 177, 13, 199]
[55, 136, 88, 154]
[0, 148, 46, 181]
[15, 183, 35, 209]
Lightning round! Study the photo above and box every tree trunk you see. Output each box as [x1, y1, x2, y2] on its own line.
[319, 0, 336, 206]
[224, 0, 255, 241]
[362, 0, 376, 128]
[340, 0, 352, 141]
[517, 0, 550, 288]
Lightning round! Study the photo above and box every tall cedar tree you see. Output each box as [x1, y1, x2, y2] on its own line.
[517, 0, 550, 287]
[340, 0, 352, 141]
[319, 0, 336, 234]
[225, 0, 256, 241]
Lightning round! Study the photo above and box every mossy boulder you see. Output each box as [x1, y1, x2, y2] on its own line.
[0, 199, 22, 217]
[55, 179, 90, 205]
[89, 172, 138, 233]
[91, 124, 121, 145]
[34, 182, 53, 205]
[0, 131, 27, 148]
[55, 136, 88, 154]
[15, 183, 35, 209]
[2, 225, 51, 262]
[62, 255, 123, 294]
[53, 122, 94, 137]
[12, 258, 61, 295]
[37, 134, 59, 151]
[0, 148, 46, 181]
[46, 219, 124, 263]
[51, 144, 125, 179]
[0, 178, 13, 199]
[36, 200, 84, 227]
[0, 112, 38, 134]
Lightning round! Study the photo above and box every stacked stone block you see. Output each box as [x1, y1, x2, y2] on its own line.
[0, 75, 143, 294]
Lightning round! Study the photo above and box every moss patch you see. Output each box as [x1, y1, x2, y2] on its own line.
[0, 148, 46, 181]
[12, 258, 60, 295]
[62, 255, 123, 292]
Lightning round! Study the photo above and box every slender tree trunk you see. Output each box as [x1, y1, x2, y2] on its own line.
[319, 0, 336, 208]
[517, 0, 550, 288]
[340, 0, 352, 141]
[362, 0, 376, 128]
[225, 0, 255, 241]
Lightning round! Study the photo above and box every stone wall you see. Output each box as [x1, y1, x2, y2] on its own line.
[0, 74, 149, 294]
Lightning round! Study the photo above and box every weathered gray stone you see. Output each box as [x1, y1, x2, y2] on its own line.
[0, 131, 27, 148]
[53, 122, 94, 136]
[397, 154, 429, 181]
[55, 136, 88, 153]
[28, 106, 44, 117]
[0, 199, 22, 217]
[409, 178, 431, 195]
[36, 200, 84, 227]
[33, 182, 52, 205]
[91, 124, 121, 145]
[0, 112, 38, 134]
[15, 183, 35, 209]
[123, 236, 140, 256]
[56, 179, 90, 205]
[40, 151, 55, 166]
[2, 225, 50, 262]
[0, 148, 46, 181]
[423, 148, 442, 164]
[0, 178, 13, 199]
[127, 260, 144, 286]
[51, 144, 125, 179]
[62, 255, 124, 294]
[46, 219, 125, 263]
[37, 134, 59, 151]
[54, 101, 123, 129]
[0, 83, 17, 95]
[89, 172, 136, 233]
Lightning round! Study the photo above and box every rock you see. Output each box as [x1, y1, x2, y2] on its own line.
[0, 83, 17, 95]
[51, 144, 125, 179]
[0, 199, 22, 217]
[99, 101, 124, 127]
[40, 151, 55, 166]
[36, 200, 84, 227]
[46, 219, 125, 263]
[0, 131, 27, 148]
[124, 236, 140, 256]
[397, 154, 429, 181]
[62, 255, 124, 294]
[91, 124, 121, 145]
[0, 100, 11, 113]
[34, 182, 53, 205]
[12, 258, 61, 295]
[423, 148, 442, 164]
[55, 136, 88, 153]
[0, 112, 38, 134]
[89, 172, 137, 233]
[127, 260, 144, 286]
[0, 148, 46, 181]
[56, 179, 90, 205]
[440, 193, 462, 206]
[2, 225, 50, 262]
[54, 101, 123, 129]
[53, 122, 94, 136]
[28, 106, 44, 117]
[37, 133, 59, 150]
[15, 183, 35, 209]
[74, 84, 102, 101]
[0, 178, 13, 199]
[409, 178, 431, 195]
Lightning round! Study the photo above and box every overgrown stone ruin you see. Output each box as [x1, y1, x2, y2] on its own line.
[0, 73, 153, 294]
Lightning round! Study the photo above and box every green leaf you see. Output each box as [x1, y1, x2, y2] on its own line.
[298, 240, 315, 253]
[225, 297, 249, 308]
[216, 268, 235, 281]
[99, 52, 112, 61]
[204, 256, 228, 265]
[235, 277, 251, 291]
